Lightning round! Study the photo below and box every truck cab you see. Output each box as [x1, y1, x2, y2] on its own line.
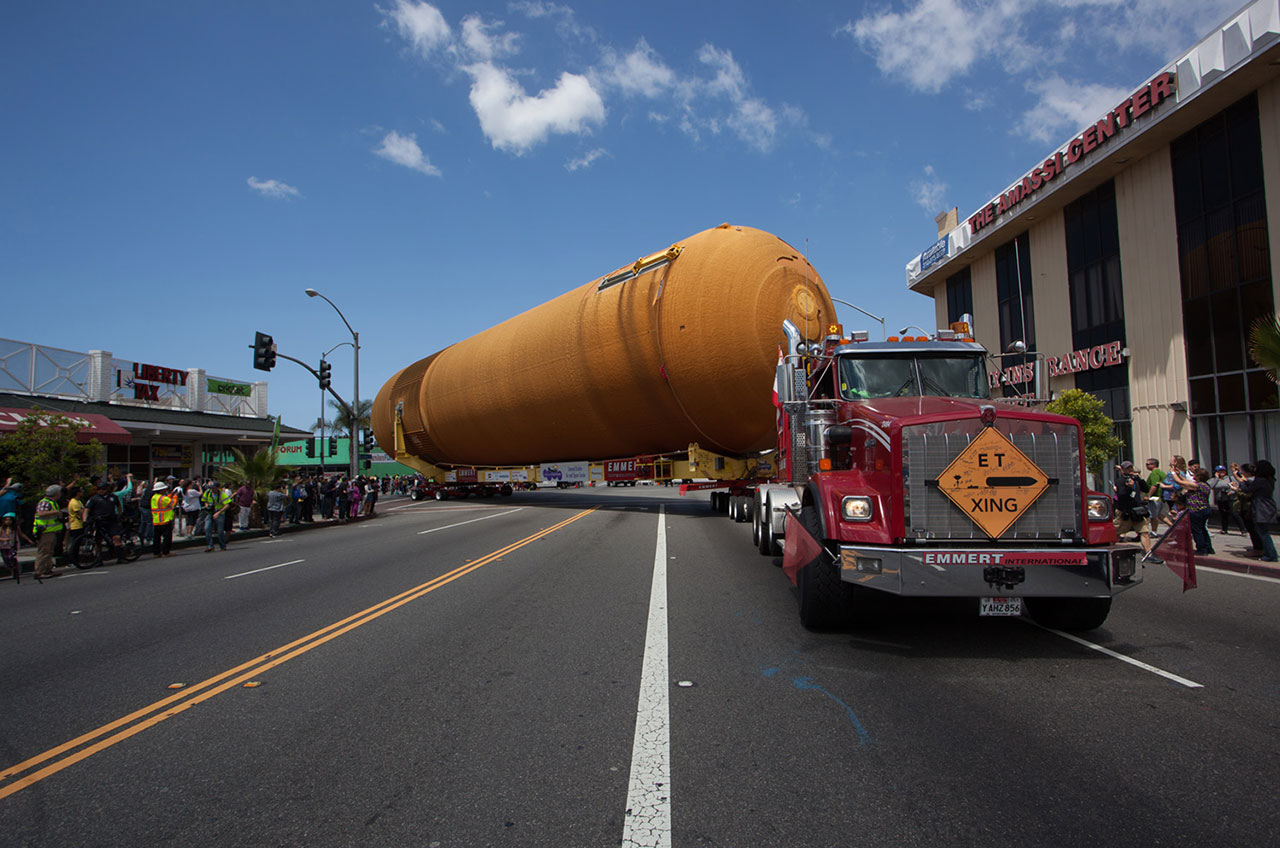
[767, 321, 1139, 632]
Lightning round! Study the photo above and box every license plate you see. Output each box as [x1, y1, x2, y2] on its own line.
[980, 597, 1023, 616]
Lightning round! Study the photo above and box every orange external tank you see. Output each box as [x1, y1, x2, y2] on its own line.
[372, 223, 837, 467]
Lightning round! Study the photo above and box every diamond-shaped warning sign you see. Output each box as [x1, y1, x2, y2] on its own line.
[936, 428, 1049, 538]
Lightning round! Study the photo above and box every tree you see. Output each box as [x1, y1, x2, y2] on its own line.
[1046, 389, 1125, 479]
[327, 398, 372, 436]
[217, 447, 286, 492]
[0, 408, 103, 492]
[217, 447, 286, 528]
[1249, 313, 1280, 380]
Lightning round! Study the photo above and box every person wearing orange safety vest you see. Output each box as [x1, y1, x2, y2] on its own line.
[150, 481, 179, 558]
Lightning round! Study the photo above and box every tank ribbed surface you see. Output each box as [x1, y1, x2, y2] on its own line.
[371, 224, 836, 466]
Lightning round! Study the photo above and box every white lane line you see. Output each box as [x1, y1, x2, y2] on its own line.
[224, 559, 305, 580]
[1025, 621, 1203, 688]
[1197, 565, 1280, 582]
[416, 508, 523, 535]
[622, 505, 671, 848]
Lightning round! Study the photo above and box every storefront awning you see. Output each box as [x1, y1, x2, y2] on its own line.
[0, 407, 132, 445]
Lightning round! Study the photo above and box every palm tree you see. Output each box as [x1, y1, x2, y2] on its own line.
[218, 447, 287, 526]
[1249, 313, 1280, 381]
[327, 398, 372, 436]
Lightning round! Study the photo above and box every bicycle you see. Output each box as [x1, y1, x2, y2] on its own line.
[70, 516, 142, 569]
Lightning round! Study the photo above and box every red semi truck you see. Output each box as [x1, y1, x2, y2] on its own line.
[722, 319, 1141, 631]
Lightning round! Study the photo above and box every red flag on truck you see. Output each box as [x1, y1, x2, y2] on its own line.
[782, 509, 825, 586]
[1147, 511, 1197, 591]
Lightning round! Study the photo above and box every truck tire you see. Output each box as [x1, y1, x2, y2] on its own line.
[796, 504, 850, 630]
[410, 488, 423, 501]
[751, 497, 762, 547]
[434, 489, 448, 501]
[1025, 597, 1112, 632]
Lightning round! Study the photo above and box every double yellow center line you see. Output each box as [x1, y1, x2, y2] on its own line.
[0, 507, 597, 799]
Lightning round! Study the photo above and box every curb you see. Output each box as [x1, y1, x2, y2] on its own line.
[5, 511, 380, 579]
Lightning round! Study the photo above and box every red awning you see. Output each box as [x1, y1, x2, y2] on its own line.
[0, 408, 132, 445]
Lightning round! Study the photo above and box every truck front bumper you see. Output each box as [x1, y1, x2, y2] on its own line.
[837, 545, 1143, 598]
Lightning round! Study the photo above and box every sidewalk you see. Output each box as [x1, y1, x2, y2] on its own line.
[5, 511, 379, 580]
[1173, 527, 1280, 579]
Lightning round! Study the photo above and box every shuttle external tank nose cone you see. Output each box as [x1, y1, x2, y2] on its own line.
[372, 224, 837, 467]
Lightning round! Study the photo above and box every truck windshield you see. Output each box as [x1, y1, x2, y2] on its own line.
[838, 354, 989, 400]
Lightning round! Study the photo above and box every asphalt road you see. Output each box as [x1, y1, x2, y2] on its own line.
[1, 487, 1278, 847]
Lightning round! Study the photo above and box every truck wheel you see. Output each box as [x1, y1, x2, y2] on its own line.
[796, 505, 850, 630]
[751, 501, 762, 546]
[410, 488, 422, 502]
[1025, 597, 1112, 632]
[434, 489, 448, 501]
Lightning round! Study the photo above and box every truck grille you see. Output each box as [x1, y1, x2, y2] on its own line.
[902, 419, 1082, 541]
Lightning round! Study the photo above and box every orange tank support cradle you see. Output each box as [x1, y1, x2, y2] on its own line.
[372, 224, 837, 467]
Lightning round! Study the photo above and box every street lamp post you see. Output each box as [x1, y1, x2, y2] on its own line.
[306, 289, 360, 481]
[831, 298, 886, 341]
[319, 341, 353, 473]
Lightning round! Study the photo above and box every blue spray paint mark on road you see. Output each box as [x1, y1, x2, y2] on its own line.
[792, 677, 873, 747]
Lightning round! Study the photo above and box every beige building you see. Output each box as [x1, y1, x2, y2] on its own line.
[906, 0, 1280, 470]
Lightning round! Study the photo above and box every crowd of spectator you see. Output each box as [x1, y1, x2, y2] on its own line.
[1113, 455, 1278, 563]
[1, 471, 409, 581]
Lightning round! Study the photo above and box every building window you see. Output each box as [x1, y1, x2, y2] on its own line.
[1171, 91, 1276, 463]
[994, 233, 1034, 397]
[945, 266, 972, 325]
[1065, 179, 1130, 454]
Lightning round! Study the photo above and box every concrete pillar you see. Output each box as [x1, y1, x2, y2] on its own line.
[187, 369, 206, 412]
[252, 382, 268, 418]
[86, 350, 114, 402]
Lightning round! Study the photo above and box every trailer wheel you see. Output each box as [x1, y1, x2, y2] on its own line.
[797, 505, 850, 630]
[1025, 597, 1112, 632]
[434, 489, 448, 501]
[758, 503, 778, 557]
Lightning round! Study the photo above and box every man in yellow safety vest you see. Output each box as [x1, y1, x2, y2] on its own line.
[150, 481, 179, 558]
[33, 485, 65, 580]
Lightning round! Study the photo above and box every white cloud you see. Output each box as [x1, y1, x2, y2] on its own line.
[460, 14, 520, 61]
[1017, 75, 1131, 143]
[843, 0, 1243, 93]
[465, 62, 605, 153]
[566, 147, 607, 171]
[382, 0, 451, 58]
[601, 38, 675, 98]
[909, 164, 948, 212]
[509, 1, 595, 41]
[373, 130, 443, 176]
[247, 177, 300, 199]
[687, 44, 778, 152]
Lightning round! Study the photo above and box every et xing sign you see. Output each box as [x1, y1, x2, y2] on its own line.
[936, 427, 1050, 539]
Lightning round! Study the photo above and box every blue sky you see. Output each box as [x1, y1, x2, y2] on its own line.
[2, 0, 1242, 432]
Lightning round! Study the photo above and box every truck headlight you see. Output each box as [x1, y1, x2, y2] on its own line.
[842, 496, 873, 522]
[1086, 496, 1112, 521]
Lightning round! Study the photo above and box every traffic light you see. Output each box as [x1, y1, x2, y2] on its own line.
[252, 332, 276, 371]
[361, 428, 373, 450]
[306, 438, 316, 458]
[318, 359, 332, 390]
[328, 436, 337, 456]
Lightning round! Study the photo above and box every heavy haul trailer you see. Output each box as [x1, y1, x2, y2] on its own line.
[717, 318, 1142, 631]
